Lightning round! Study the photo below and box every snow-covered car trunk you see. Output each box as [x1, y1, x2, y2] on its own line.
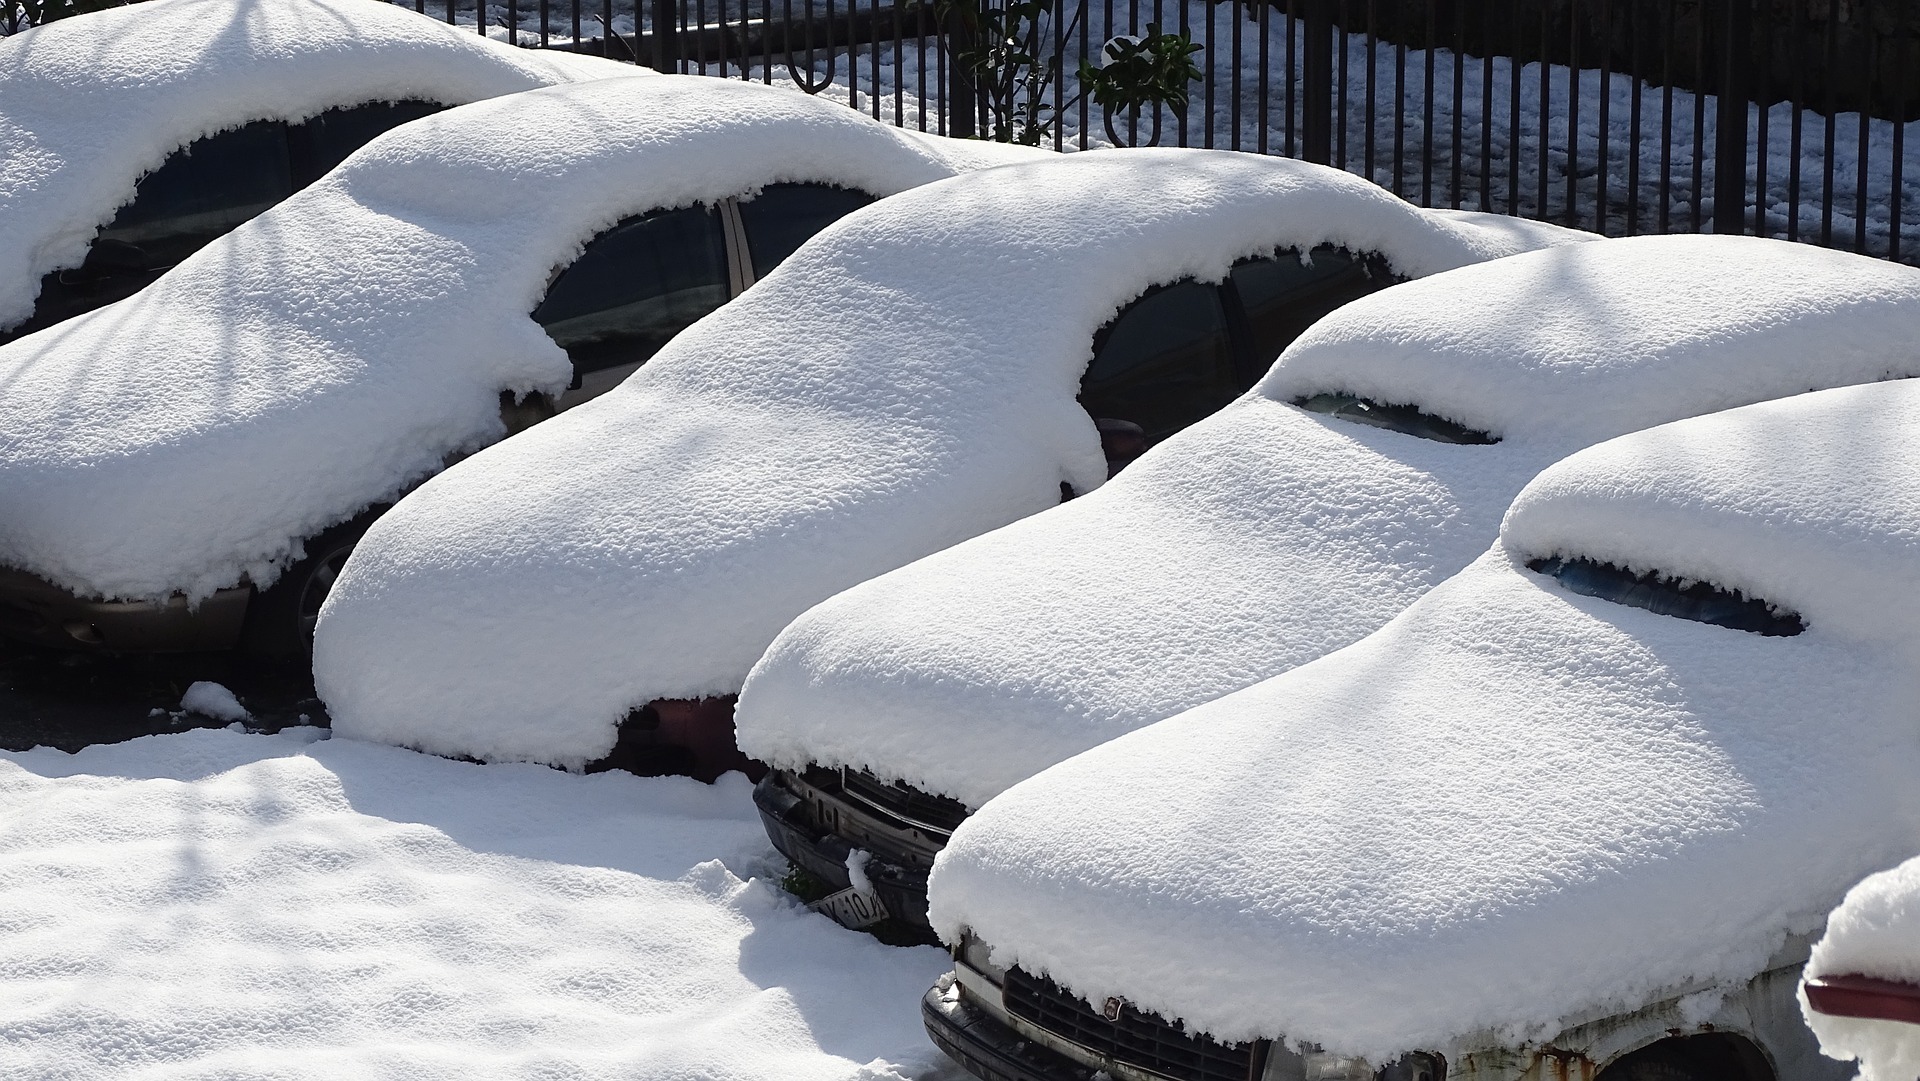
[311, 148, 1588, 774]
[0, 75, 1034, 657]
[1801, 857, 1920, 1081]
[730, 234, 1920, 936]
[0, 0, 631, 337]
[925, 377, 1920, 1081]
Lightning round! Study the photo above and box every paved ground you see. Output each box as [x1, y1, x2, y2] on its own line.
[0, 642, 327, 753]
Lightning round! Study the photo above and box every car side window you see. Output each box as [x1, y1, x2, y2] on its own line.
[532, 205, 732, 382]
[735, 183, 877, 281]
[1230, 245, 1394, 367]
[287, 99, 445, 185]
[96, 120, 295, 272]
[1080, 280, 1239, 445]
[1528, 555, 1806, 636]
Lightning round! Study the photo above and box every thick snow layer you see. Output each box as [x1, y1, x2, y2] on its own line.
[0, 0, 633, 333]
[315, 148, 1584, 768]
[928, 378, 1920, 1062]
[0, 727, 953, 1079]
[0, 74, 1021, 605]
[1802, 857, 1920, 1081]
[735, 234, 1920, 811]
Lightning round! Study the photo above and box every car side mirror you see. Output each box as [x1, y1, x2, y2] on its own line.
[499, 389, 558, 435]
[1095, 417, 1148, 477]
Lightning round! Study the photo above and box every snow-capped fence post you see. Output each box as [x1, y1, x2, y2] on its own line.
[1711, 0, 1752, 238]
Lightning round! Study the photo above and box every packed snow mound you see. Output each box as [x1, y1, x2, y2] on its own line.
[1802, 856, 1920, 1081]
[0, 0, 633, 333]
[928, 379, 1920, 1062]
[314, 148, 1585, 768]
[0, 727, 954, 1079]
[0, 74, 1017, 605]
[735, 235, 1920, 809]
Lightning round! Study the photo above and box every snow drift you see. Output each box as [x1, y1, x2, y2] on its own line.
[0, 727, 955, 1078]
[735, 234, 1920, 811]
[314, 148, 1587, 768]
[0, 74, 1031, 606]
[1802, 857, 1920, 1081]
[928, 377, 1920, 1061]
[0, 0, 632, 333]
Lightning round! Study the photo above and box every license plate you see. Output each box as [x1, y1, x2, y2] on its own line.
[809, 886, 889, 930]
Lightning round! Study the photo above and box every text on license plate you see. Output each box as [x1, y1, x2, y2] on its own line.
[808, 886, 888, 930]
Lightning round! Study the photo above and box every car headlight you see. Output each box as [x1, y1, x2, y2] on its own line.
[957, 932, 1008, 984]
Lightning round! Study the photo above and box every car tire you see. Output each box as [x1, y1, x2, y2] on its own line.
[240, 510, 383, 662]
[1601, 1053, 1708, 1081]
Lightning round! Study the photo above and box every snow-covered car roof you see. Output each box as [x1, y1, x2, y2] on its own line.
[734, 234, 1920, 810]
[927, 376, 1920, 1063]
[310, 148, 1588, 767]
[1802, 857, 1920, 1081]
[0, 74, 1037, 605]
[0, 0, 633, 333]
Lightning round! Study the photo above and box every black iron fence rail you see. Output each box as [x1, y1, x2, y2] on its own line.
[8, 0, 1911, 262]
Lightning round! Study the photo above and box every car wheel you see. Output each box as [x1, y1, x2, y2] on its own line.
[1601, 1052, 1711, 1081]
[240, 510, 382, 662]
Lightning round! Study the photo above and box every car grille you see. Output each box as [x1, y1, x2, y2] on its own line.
[1003, 967, 1259, 1081]
[839, 769, 971, 835]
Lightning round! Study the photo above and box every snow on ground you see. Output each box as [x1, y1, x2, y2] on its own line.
[313, 147, 1579, 770]
[179, 680, 250, 723]
[736, 234, 1920, 811]
[0, 74, 1019, 607]
[928, 378, 1920, 1062]
[1802, 856, 1920, 1081]
[0, 726, 953, 1079]
[0, 0, 633, 333]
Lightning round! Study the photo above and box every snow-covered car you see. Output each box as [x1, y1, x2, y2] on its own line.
[731, 233, 1920, 940]
[312, 148, 1590, 781]
[922, 375, 1920, 1081]
[0, 75, 1038, 658]
[1801, 857, 1920, 1081]
[0, 0, 630, 344]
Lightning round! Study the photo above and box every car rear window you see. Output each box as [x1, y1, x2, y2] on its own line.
[1231, 246, 1394, 366]
[532, 204, 732, 381]
[1293, 392, 1499, 444]
[737, 182, 876, 282]
[1528, 555, 1806, 636]
[1081, 280, 1240, 443]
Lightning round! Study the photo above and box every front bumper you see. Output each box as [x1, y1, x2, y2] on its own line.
[924, 981, 1108, 1081]
[752, 771, 939, 941]
[0, 567, 250, 653]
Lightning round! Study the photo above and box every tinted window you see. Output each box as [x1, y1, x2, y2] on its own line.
[1294, 392, 1499, 444]
[1231, 246, 1394, 366]
[1528, 555, 1805, 636]
[288, 99, 444, 185]
[1081, 280, 1238, 443]
[737, 182, 876, 281]
[8, 121, 295, 340]
[98, 120, 294, 270]
[532, 205, 731, 380]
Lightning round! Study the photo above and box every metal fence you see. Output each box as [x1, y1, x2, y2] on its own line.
[25, 0, 1902, 260]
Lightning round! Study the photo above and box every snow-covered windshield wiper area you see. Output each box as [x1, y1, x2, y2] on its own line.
[1527, 556, 1806, 636]
[1292, 392, 1499, 444]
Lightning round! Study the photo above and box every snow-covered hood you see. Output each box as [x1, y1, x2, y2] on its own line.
[1802, 856, 1920, 1081]
[735, 235, 1920, 810]
[0, 0, 632, 333]
[0, 75, 1023, 604]
[312, 149, 1583, 767]
[927, 378, 1920, 1062]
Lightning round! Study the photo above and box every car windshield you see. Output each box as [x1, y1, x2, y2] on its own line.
[1293, 392, 1498, 444]
[1528, 555, 1806, 636]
